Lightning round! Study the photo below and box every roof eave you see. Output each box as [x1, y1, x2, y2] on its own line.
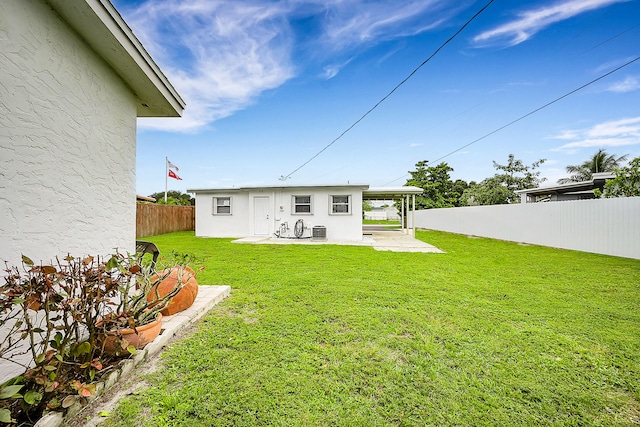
[364, 186, 424, 198]
[187, 184, 371, 193]
[47, 0, 185, 117]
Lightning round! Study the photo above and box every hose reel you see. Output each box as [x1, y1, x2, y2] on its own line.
[294, 219, 304, 238]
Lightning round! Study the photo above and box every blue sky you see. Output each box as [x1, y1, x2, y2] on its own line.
[111, 0, 640, 196]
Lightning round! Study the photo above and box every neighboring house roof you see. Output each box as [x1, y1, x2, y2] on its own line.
[515, 172, 615, 199]
[136, 195, 156, 202]
[48, 0, 185, 117]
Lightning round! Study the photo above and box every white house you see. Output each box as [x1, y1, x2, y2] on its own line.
[188, 185, 423, 241]
[0, 0, 185, 267]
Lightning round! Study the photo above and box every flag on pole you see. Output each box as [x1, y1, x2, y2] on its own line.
[168, 169, 182, 180]
[167, 159, 179, 171]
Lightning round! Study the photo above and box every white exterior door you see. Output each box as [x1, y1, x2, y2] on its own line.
[254, 197, 270, 235]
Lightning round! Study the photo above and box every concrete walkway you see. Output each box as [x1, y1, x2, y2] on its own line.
[233, 226, 443, 253]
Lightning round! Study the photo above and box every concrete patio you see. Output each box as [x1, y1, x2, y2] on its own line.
[233, 226, 443, 253]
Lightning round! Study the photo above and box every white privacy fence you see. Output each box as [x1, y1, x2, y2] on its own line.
[413, 197, 640, 260]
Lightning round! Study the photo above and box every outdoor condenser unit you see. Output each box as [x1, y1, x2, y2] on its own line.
[312, 225, 327, 240]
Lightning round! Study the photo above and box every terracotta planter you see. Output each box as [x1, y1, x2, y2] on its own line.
[99, 313, 163, 356]
[148, 266, 198, 316]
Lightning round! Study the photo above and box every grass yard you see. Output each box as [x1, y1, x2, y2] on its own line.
[363, 219, 401, 225]
[105, 231, 640, 426]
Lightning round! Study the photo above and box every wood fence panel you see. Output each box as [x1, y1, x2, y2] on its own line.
[136, 204, 195, 238]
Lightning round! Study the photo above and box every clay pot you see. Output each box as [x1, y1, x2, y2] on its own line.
[148, 266, 198, 316]
[99, 313, 163, 357]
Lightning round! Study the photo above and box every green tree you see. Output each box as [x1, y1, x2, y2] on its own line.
[460, 176, 512, 206]
[461, 154, 546, 205]
[601, 157, 640, 197]
[405, 161, 466, 209]
[558, 149, 628, 184]
[452, 179, 471, 203]
[148, 191, 194, 206]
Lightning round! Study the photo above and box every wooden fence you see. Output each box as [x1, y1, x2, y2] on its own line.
[136, 204, 195, 238]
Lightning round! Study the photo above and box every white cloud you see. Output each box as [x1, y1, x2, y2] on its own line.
[118, 0, 459, 132]
[549, 129, 580, 140]
[552, 116, 640, 152]
[473, 0, 628, 47]
[127, 0, 294, 131]
[125, 0, 296, 132]
[322, 58, 353, 80]
[321, 0, 451, 51]
[607, 75, 640, 93]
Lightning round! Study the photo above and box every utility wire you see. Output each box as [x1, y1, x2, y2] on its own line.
[383, 55, 640, 186]
[279, 0, 495, 181]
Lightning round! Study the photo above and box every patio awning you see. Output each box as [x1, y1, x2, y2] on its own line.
[362, 186, 422, 237]
[363, 186, 423, 199]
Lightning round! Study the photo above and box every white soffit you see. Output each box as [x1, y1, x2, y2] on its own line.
[364, 186, 423, 199]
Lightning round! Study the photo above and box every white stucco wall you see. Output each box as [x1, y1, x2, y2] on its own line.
[271, 187, 364, 241]
[194, 191, 251, 238]
[0, 0, 137, 267]
[193, 186, 365, 241]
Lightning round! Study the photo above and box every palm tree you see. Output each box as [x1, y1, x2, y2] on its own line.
[558, 149, 628, 184]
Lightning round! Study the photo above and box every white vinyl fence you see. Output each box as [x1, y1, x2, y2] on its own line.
[413, 197, 640, 260]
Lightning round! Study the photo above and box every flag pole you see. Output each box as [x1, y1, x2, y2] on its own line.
[165, 156, 168, 202]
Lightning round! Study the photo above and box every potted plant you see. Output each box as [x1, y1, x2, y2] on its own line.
[0, 251, 193, 423]
[96, 254, 190, 356]
[146, 251, 200, 316]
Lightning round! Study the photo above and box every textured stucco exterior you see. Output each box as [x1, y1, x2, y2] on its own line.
[1, 0, 145, 267]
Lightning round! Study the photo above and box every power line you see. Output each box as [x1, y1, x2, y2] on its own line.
[279, 0, 495, 181]
[383, 55, 640, 186]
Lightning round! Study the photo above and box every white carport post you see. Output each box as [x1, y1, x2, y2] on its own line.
[401, 196, 406, 234]
[411, 194, 416, 237]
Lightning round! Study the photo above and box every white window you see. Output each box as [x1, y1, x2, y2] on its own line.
[213, 197, 232, 215]
[330, 195, 351, 214]
[292, 195, 312, 214]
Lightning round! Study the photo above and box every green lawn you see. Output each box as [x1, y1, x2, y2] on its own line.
[363, 219, 401, 225]
[106, 231, 640, 426]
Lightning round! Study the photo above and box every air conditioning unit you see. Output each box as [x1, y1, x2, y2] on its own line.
[312, 225, 326, 240]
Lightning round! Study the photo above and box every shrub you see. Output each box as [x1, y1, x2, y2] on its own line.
[0, 253, 187, 424]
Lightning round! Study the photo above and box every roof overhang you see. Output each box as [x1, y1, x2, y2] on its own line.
[47, 0, 185, 117]
[136, 195, 156, 202]
[364, 186, 423, 199]
[515, 172, 615, 197]
[187, 184, 370, 194]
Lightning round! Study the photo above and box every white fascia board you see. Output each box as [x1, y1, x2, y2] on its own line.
[47, 0, 185, 117]
[364, 186, 424, 198]
[188, 184, 370, 194]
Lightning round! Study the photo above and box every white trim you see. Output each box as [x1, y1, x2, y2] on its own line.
[292, 194, 313, 215]
[213, 196, 232, 215]
[329, 194, 352, 215]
